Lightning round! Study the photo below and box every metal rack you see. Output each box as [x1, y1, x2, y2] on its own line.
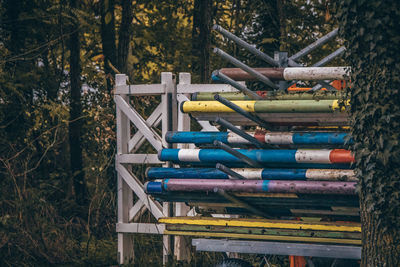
[114, 26, 358, 265]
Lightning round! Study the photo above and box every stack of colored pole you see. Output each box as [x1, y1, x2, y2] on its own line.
[144, 68, 357, 219]
[145, 133, 356, 219]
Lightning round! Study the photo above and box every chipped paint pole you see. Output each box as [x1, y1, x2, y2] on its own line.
[145, 179, 357, 195]
[147, 167, 356, 181]
[212, 67, 351, 81]
[165, 131, 352, 145]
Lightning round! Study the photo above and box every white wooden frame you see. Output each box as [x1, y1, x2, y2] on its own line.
[114, 72, 237, 264]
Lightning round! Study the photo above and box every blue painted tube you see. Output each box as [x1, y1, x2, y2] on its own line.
[292, 132, 351, 145]
[151, 179, 357, 195]
[165, 131, 228, 144]
[181, 162, 351, 169]
[165, 131, 352, 145]
[158, 149, 354, 164]
[144, 181, 163, 193]
[147, 167, 229, 179]
[147, 168, 307, 180]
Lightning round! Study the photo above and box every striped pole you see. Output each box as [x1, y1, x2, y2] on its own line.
[214, 67, 351, 81]
[192, 91, 343, 101]
[193, 206, 360, 218]
[158, 149, 355, 165]
[146, 179, 357, 195]
[165, 131, 352, 145]
[146, 167, 356, 181]
[181, 100, 350, 113]
[151, 192, 360, 207]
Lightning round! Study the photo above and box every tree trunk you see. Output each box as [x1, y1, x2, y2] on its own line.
[338, 1, 400, 266]
[100, 0, 116, 91]
[69, 0, 87, 206]
[276, 0, 287, 51]
[360, 193, 400, 266]
[117, 0, 133, 76]
[192, 0, 212, 83]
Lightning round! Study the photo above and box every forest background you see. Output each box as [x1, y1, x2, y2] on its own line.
[1, 0, 344, 266]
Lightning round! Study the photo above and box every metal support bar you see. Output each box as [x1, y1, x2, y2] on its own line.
[192, 239, 362, 259]
[275, 51, 289, 91]
[214, 188, 271, 218]
[316, 80, 337, 91]
[311, 81, 338, 91]
[212, 70, 263, 100]
[213, 117, 267, 148]
[308, 47, 346, 92]
[214, 94, 270, 129]
[213, 140, 262, 168]
[212, 24, 279, 67]
[313, 47, 346, 67]
[289, 28, 339, 61]
[216, 163, 246, 180]
[213, 48, 278, 89]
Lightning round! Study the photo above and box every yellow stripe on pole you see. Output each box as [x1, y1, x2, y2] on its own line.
[182, 101, 256, 113]
[331, 100, 350, 111]
[163, 230, 361, 245]
[159, 217, 361, 232]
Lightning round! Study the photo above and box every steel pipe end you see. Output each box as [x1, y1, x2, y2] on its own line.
[213, 140, 221, 147]
[165, 131, 173, 143]
[179, 100, 186, 113]
[144, 181, 150, 193]
[145, 166, 151, 178]
[157, 149, 163, 161]
[144, 181, 163, 194]
[213, 116, 221, 124]
[213, 47, 220, 54]
[212, 24, 220, 31]
[211, 70, 220, 81]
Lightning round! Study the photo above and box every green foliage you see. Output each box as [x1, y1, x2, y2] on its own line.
[337, 0, 400, 230]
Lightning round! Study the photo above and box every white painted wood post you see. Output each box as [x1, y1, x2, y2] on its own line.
[116, 74, 134, 264]
[161, 72, 175, 264]
[174, 73, 193, 262]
